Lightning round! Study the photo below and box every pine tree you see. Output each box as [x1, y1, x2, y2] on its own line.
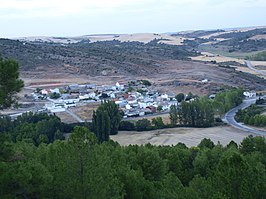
[0, 58, 24, 109]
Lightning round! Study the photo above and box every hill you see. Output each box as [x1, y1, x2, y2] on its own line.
[1, 26, 266, 94]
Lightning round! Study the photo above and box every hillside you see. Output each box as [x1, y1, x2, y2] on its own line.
[1, 27, 266, 94]
[0, 38, 197, 76]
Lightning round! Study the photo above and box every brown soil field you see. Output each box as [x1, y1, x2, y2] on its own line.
[110, 126, 261, 147]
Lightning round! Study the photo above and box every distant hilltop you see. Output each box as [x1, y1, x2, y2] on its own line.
[9, 26, 266, 45]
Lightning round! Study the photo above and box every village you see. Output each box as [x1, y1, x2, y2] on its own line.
[27, 78, 259, 123]
[30, 80, 180, 120]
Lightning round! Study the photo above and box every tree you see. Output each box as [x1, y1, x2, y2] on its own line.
[0, 58, 24, 109]
[141, 79, 151, 86]
[169, 105, 178, 126]
[49, 92, 60, 99]
[198, 138, 215, 149]
[92, 106, 110, 142]
[101, 101, 121, 135]
[152, 117, 165, 129]
[157, 105, 163, 112]
[119, 121, 135, 131]
[136, 119, 151, 131]
[175, 93, 185, 103]
[186, 92, 194, 101]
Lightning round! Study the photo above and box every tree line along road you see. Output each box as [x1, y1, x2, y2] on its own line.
[223, 95, 266, 136]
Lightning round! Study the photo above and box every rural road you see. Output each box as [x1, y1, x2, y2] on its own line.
[245, 60, 266, 76]
[223, 96, 266, 136]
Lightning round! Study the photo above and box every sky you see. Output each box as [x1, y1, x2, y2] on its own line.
[0, 0, 266, 38]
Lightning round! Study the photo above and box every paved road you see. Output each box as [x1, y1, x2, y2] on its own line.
[223, 96, 266, 136]
[245, 60, 266, 76]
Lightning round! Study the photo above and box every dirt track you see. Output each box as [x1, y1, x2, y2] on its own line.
[111, 125, 261, 147]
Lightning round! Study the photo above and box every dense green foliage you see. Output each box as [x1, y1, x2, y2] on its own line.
[92, 104, 111, 142]
[119, 121, 136, 131]
[169, 105, 178, 126]
[101, 101, 121, 135]
[49, 92, 61, 99]
[0, 58, 24, 109]
[1, 126, 265, 199]
[0, 112, 65, 146]
[169, 89, 243, 127]
[236, 105, 266, 127]
[92, 101, 121, 142]
[248, 51, 266, 61]
[119, 117, 167, 132]
[135, 118, 152, 131]
[213, 88, 243, 114]
[151, 117, 165, 129]
[175, 93, 185, 102]
[178, 98, 215, 127]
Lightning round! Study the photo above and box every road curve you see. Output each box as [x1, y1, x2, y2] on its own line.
[245, 60, 266, 76]
[223, 96, 266, 136]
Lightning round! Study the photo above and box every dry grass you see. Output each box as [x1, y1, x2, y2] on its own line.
[251, 61, 266, 67]
[69, 103, 100, 121]
[110, 126, 259, 147]
[55, 112, 77, 124]
[128, 114, 171, 125]
[199, 27, 261, 39]
[249, 34, 266, 40]
[88, 33, 190, 45]
[191, 52, 245, 64]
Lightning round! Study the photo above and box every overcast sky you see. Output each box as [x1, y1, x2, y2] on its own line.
[0, 0, 265, 38]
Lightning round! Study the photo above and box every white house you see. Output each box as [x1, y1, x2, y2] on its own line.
[50, 88, 60, 94]
[160, 94, 169, 100]
[125, 104, 132, 110]
[115, 82, 124, 90]
[243, 91, 256, 98]
[201, 79, 208, 83]
[79, 95, 90, 100]
[41, 89, 48, 95]
[138, 102, 148, 109]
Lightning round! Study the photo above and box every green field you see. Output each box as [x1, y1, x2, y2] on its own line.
[198, 44, 263, 59]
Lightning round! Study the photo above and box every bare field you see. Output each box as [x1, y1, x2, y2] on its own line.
[251, 61, 266, 69]
[69, 103, 100, 121]
[111, 126, 260, 147]
[249, 34, 266, 40]
[191, 52, 245, 64]
[55, 112, 78, 124]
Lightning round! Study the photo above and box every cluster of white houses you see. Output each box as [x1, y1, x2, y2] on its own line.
[31, 81, 257, 116]
[32, 81, 178, 116]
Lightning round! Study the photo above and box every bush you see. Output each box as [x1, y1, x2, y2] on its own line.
[141, 80, 151, 86]
[49, 92, 60, 99]
[136, 119, 151, 131]
[119, 121, 135, 131]
[175, 93, 185, 102]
